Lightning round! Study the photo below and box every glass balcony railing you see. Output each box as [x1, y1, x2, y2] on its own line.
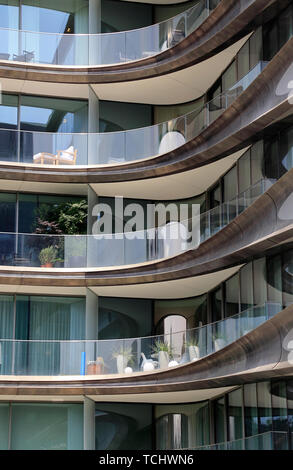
[0, 61, 268, 167]
[0, 302, 282, 376]
[194, 431, 289, 450]
[0, 0, 220, 67]
[0, 179, 271, 269]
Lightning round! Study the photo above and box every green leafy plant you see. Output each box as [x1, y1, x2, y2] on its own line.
[112, 347, 134, 366]
[151, 340, 173, 356]
[112, 347, 135, 368]
[57, 200, 88, 235]
[35, 200, 88, 235]
[185, 338, 199, 348]
[212, 331, 226, 341]
[39, 246, 57, 266]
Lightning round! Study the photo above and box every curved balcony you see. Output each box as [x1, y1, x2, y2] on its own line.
[0, 179, 270, 269]
[0, 30, 291, 187]
[0, 302, 281, 377]
[194, 431, 289, 451]
[0, 0, 215, 67]
[0, 0, 271, 84]
[0, 62, 266, 169]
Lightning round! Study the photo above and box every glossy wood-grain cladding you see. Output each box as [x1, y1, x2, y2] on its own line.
[0, 0, 273, 84]
[0, 302, 293, 396]
[0, 168, 293, 289]
[0, 37, 292, 185]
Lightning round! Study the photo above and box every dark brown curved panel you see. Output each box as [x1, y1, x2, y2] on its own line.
[0, 0, 274, 84]
[0, 302, 293, 396]
[0, 167, 292, 289]
[0, 35, 292, 185]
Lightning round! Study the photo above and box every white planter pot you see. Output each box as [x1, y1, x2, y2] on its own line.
[214, 338, 226, 352]
[158, 351, 169, 369]
[189, 345, 200, 362]
[143, 362, 155, 372]
[116, 354, 128, 374]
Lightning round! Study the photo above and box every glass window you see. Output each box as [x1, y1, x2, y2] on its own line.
[238, 150, 251, 194]
[154, 296, 207, 331]
[223, 166, 237, 202]
[257, 381, 272, 434]
[18, 193, 37, 233]
[21, 1, 89, 34]
[0, 192, 16, 232]
[263, 20, 278, 62]
[249, 27, 263, 69]
[271, 381, 288, 432]
[0, 403, 9, 450]
[278, 5, 293, 50]
[0, 1, 19, 29]
[210, 287, 222, 323]
[0, 94, 18, 129]
[253, 258, 267, 307]
[267, 254, 283, 306]
[20, 95, 88, 133]
[237, 41, 250, 80]
[11, 403, 83, 450]
[282, 250, 293, 307]
[209, 183, 221, 209]
[14, 295, 85, 375]
[287, 379, 293, 449]
[251, 140, 264, 184]
[99, 101, 152, 132]
[95, 403, 152, 450]
[227, 388, 243, 443]
[214, 397, 226, 444]
[99, 297, 153, 340]
[222, 61, 237, 92]
[156, 402, 209, 449]
[0, 295, 14, 339]
[224, 274, 239, 318]
[240, 263, 254, 311]
[244, 383, 258, 437]
[0, 94, 18, 162]
[156, 413, 188, 450]
[280, 126, 293, 173]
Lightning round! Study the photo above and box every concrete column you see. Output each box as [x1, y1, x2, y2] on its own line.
[88, 86, 99, 165]
[85, 287, 99, 340]
[89, 0, 101, 65]
[84, 396, 96, 450]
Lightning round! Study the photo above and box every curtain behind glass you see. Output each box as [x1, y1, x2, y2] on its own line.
[0, 295, 14, 374]
[11, 403, 83, 450]
[14, 295, 85, 375]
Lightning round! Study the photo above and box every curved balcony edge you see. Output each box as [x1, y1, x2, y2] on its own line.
[0, 39, 291, 184]
[0, 302, 291, 396]
[0, 169, 291, 287]
[0, 0, 271, 83]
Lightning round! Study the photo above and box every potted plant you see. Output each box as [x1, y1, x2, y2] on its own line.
[113, 347, 134, 374]
[95, 357, 105, 374]
[151, 340, 172, 369]
[185, 338, 200, 362]
[213, 332, 227, 352]
[39, 246, 57, 268]
[87, 360, 97, 375]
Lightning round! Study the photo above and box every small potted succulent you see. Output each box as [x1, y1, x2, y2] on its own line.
[151, 340, 173, 369]
[95, 357, 105, 374]
[113, 347, 134, 374]
[213, 332, 227, 352]
[39, 246, 57, 268]
[185, 338, 200, 362]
